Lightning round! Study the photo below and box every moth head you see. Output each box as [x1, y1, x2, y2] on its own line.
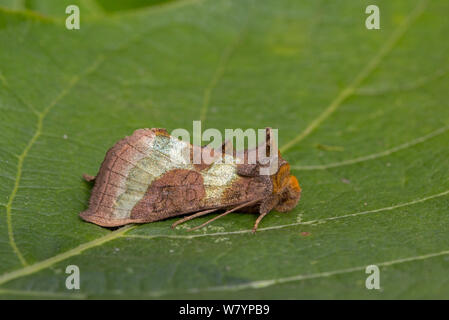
[235, 127, 301, 212]
[272, 162, 301, 212]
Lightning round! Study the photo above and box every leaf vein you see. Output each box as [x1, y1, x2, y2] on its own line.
[0, 188, 447, 287]
[126, 188, 449, 239]
[181, 249, 449, 294]
[199, 22, 247, 123]
[291, 125, 449, 171]
[4, 55, 104, 267]
[280, 0, 429, 153]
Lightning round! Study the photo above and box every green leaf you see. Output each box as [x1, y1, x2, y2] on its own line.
[0, 0, 176, 18]
[1, 0, 449, 299]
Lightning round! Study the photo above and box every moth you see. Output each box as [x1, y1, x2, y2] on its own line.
[80, 128, 301, 232]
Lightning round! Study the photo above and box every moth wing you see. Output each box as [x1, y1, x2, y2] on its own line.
[123, 160, 262, 224]
[198, 158, 270, 210]
[80, 128, 194, 227]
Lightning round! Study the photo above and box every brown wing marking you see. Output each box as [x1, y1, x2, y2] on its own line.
[222, 175, 271, 209]
[130, 169, 206, 221]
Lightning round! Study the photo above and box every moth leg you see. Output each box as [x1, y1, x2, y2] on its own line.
[171, 208, 218, 229]
[187, 199, 261, 232]
[252, 195, 277, 233]
[252, 211, 269, 233]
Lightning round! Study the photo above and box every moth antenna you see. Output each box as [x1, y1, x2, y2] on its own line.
[265, 127, 272, 157]
[252, 211, 269, 233]
[171, 208, 219, 229]
[187, 199, 261, 232]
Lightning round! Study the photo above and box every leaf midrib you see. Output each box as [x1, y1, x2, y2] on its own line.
[1, 187, 448, 289]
